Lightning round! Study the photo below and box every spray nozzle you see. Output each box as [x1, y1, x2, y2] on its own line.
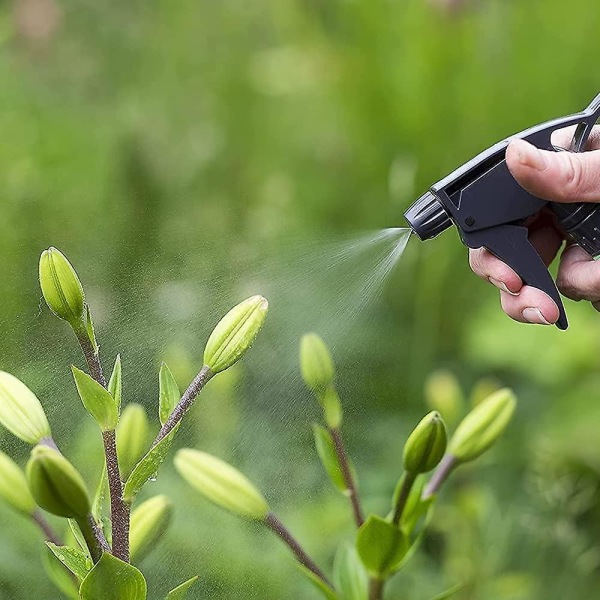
[404, 191, 452, 241]
[404, 91, 600, 330]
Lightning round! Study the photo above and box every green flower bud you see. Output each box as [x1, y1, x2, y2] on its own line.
[39, 247, 85, 325]
[403, 411, 447, 474]
[299, 334, 342, 428]
[0, 451, 36, 515]
[203, 295, 269, 374]
[117, 403, 150, 478]
[300, 333, 335, 395]
[0, 371, 51, 444]
[449, 388, 516, 463]
[174, 449, 270, 520]
[424, 370, 464, 428]
[26, 445, 90, 519]
[129, 495, 173, 562]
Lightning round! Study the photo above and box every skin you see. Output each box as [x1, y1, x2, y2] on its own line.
[469, 127, 600, 325]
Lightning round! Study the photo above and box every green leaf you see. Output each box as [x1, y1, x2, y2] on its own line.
[72, 366, 118, 431]
[91, 463, 108, 524]
[42, 546, 79, 600]
[45, 542, 92, 580]
[123, 426, 178, 503]
[166, 576, 199, 599]
[108, 355, 122, 416]
[79, 552, 147, 600]
[68, 519, 91, 559]
[159, 363, 180, 426]
[85, 305, 98, 354]
[296, 564, 338, 600]
[313, 424, 346, 493]
[333, 544, 368, 600]
[356, 515, 408, 578]
[430, 582, 463, 600]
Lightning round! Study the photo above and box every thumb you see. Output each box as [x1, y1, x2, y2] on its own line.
[506, 138, 600, 203]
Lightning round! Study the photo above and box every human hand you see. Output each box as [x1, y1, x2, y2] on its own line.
[469, 128, 600, 325]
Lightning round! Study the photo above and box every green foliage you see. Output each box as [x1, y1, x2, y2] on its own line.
[159, 363, 180, 426]
[165, 576, 199, 600]
[356, 515, 408, 579]
[46, 543, 92, 580]
[123, 427, 178, 504]
[72, 366, 119, 432]
[79, 553, 147, 600]
[312, 424, 347, 493]
[333, 545, 368, 600]
[108, 356, 123, 416]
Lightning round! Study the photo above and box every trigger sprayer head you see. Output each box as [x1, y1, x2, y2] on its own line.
[404, 191, 453, 241]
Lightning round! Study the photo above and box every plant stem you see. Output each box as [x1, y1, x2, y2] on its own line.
[265, 512, 335, 592]
[151, 365, 214, 449]
[369, 577, 385, 600]
[422, 454, 457, 500]
[102, 429, 129, 562]
[330, 427, 364, 527]
[75, 329, 106, 387]
[75, 325, 129, 562]
[77, 516, 107, 563]
[392, 471, 417, 526]
[32, 510, 62, 545]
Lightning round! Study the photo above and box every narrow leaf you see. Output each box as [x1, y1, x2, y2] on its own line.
[333, 544, 368, 600]
[79, 552, 147, 600]
[72, 366, 118, 431]
[313, 424, 346, 493]
[123, 426, 178, 503]
[46, 542, 91, 580]
[108, 355, 122, 415]
[91, 463, 108, 524]
[296, 564, 338, 600]
[431, 582, 464, 600]
[159, 363, 180, 426]
[356, 515, 408, 578]
[166, 576, 199, 599]
[42, 546, 79, 600]
[68, 519, 91, 559]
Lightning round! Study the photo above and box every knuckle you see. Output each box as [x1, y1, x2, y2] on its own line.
[557, 271, 583, 301]
[560, 154, 585, 201]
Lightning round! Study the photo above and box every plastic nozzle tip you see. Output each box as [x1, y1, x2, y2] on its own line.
[404, 192, 452, 241]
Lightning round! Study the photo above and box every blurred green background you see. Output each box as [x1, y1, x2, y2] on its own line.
[1, 0, 600, 598]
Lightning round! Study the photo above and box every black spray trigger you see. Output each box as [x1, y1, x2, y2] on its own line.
[461, 224, 568, 330]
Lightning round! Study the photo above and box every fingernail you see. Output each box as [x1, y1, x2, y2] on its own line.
[488, 277, 518, 296]
[514, 141, 548, 171]
[522, 308, 550, 325]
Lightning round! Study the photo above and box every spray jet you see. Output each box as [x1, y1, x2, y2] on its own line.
[405, 93, 600, 330]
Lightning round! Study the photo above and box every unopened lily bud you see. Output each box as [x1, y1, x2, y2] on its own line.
[403, 411, 447, 474]
[300, 334, 335, 395]
[39, 247, 85, 325]
[203, 295, 269, 374]
[117, 403, 150, 477]
[0, 371, 51, 444]
[130, 495, 173, 562]
[174, 449, 269, 520]
[26, 445, 90, 519]
[449, 388, 516, 463]
[300, 334, 342, 428]
[424, 370, 464, 428]
[0, 451, 36, 515]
